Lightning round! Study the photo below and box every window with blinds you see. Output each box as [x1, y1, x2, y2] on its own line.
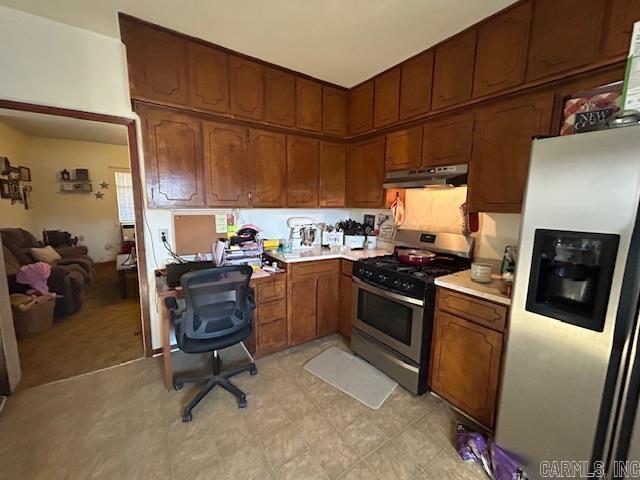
[114, 170, 135, 224]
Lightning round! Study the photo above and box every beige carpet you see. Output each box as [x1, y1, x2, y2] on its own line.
[16, 261, 144, 389]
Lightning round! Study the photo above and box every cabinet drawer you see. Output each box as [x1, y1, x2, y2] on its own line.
[290, 260, 340, 281]
[341, 260, 353, 276]
[257, 299, 286, 325]
[437, 288, 507, 332]
[257, 318, 287, 353]
[256, 276, 286, 303]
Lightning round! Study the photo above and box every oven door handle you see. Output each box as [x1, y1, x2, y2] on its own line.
[352, 277, 424, 307]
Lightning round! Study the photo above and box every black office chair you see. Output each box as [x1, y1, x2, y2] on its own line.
[164, 265, 258, 422]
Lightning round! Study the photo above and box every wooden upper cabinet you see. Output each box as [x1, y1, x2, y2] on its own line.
[187, 42, 229, 113]
[319, 141, 347, 207]
[296, 78, 322, 132]
[468, 92, 553, 213]
[373, 67, 401, 128]
[120, 19, 189, 105]
[286, 136, 319, 207]
[601, 0, 640, 58]
[202, 121, 249, 207]
[322, 86, 347, 135]
[432, 30, 476, 110]
[385, 127, 423, 171]
[139, 106, 204, 207]
[526, 0, 607, 81]
[249, 129, 286, 207]
[422, 112, 474, 168]
[347, 136, 385, 208]
[399, 51, 434, 120]
[349, 80, 374, 134]
[430, 308, 503, 428]
[264, 67, 295, 127]
[473, 2, 532, 98]
[229, 56, 264, 120]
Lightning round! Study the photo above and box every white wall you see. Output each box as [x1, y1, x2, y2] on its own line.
[25, 136, 131, 263]
[0, 6, 132, 118]
[0, 122, 35, 232]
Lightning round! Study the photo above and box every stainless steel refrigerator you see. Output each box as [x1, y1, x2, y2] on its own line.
[496, 124, 640, 479]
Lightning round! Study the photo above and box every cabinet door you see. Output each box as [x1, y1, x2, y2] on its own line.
[202, 121, 249, 207]
[373, 67, 400, 128]
[286, 136, 319, 207]
[422, 112, 473, 167]
[322, 86, 347, 135]
[430, 310, 503, 428]
[385, 127, 423, 171]
[601, 0, 640, 58]
[399, 50, 434, 120]
[188, 42, 229, 113]
[289, 279, 318, 345]
[317, 273, 340, 337]
[264, 67, 295, 127]
[120, 19, 189, 105]
[319, 141, 346, 207]
[468, 92, 553, 213]
[139, 106, 204, 207]
[339, 271, 352, 338]
[256, 319, 287, 355]
[432, 30, 476, 110]
[473, 1, 531, 98]
[347, 137, 385, 208]
[349, 80, 374, 134]
[526, 0, 607, 81]
[296, 78, 322, 132]
[249, 129, 287, 207]
[229, 56, 264, 120]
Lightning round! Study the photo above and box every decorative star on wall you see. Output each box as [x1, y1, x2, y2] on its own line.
[100, 181, 109, 189]
[94, 191, 104, 199]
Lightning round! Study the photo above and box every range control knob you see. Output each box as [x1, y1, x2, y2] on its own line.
[365, 270, 373, 278]
[378, 274, 388, 283]
[393, 279, 402, 288]
[402, 282, 413, 291]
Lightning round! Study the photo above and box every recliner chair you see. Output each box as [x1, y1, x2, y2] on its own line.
[164, 265, 258, 422]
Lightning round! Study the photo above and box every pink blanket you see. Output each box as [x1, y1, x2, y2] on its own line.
[16, 262, 51, 295]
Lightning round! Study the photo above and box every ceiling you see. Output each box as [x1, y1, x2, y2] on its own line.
[0, 109, 129, 145]
[0, 0, 517, 87]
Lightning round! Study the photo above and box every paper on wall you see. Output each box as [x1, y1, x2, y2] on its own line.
[215, 213, 228, 233]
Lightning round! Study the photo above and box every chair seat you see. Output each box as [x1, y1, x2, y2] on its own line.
[176, 324, 252, 354]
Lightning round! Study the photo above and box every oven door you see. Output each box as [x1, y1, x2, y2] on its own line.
[351, 277, 424, 363]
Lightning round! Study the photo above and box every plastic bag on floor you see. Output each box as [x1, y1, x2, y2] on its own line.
[456, 424, 527, 480]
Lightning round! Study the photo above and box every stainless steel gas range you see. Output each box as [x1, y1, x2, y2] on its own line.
[350, 230, 474, 395]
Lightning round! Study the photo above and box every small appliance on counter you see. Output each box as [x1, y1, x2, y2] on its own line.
[287, 217, 321, 250]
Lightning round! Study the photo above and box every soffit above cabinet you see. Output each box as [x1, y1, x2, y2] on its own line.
[3, 0, 517, 87]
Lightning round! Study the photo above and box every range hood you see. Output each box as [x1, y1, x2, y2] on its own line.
[383, 164, 468, 188]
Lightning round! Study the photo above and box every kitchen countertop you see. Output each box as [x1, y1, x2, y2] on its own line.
[434, 270, 511, 306]
[265, 247, 392, 264]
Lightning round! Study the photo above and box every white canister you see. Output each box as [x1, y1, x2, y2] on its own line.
[470, 262, 493, 283]
[365, 236, 377, 250]
[344, 235, 365, 249]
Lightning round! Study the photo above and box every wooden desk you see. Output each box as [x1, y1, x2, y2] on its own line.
[116, 253, 137, 299]
[156, 270, 287, 391]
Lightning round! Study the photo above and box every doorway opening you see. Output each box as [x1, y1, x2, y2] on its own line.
[0, 102, 151, 392]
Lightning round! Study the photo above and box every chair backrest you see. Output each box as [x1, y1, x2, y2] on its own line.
[180, 265, 253, 340]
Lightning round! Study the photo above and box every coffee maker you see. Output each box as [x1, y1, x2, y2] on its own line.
[525, 229, 620, 332]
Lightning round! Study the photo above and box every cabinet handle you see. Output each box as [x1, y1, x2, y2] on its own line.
[248, 191, 252, 202]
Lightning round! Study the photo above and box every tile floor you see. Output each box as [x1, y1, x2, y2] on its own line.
[0, 335, 486, 480]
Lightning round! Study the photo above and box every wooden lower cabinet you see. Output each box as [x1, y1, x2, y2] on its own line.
[288, 260, 340, 346]
[338, 260, 353, 338]
[429, 288, 506, 428]
[252, 274, 287, 356]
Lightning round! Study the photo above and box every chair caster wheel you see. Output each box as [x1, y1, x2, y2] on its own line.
[173, 381, 183, 391]
[182, 411, 192, 422]
[249, 365, 258, 376]
[238, 397, 247, 409]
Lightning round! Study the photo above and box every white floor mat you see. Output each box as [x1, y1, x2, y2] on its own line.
[303, 346, 397, 409]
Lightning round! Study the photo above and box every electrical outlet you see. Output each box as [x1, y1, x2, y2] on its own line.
[159, 229, 169, 242]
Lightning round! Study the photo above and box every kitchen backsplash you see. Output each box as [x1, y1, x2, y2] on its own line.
[402, 186, 521, 260]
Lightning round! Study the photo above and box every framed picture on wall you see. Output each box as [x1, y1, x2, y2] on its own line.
[0, 157, 9, 175]
[0, 179, 11, 198]
[19, 166, 31, 181]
